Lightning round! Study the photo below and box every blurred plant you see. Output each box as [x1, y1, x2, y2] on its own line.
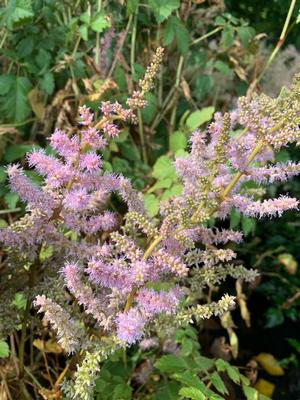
[91, 325, 269, 400]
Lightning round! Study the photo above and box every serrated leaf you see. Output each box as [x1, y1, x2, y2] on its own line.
[113, 383, 132, 399]
[186, 107, 215, 130]
[35, 48, 51, 70]
[148, 0, 180, 23]
[210, 372, 228, 395]
[179, 387, 205, 400]
[90, 11, 110, 32]
[170, 131, 187, 152]
[215, 359, 241, 383]
[155, 355, 188, 373]
[12, 292, 26, 310]
[241, 216, 256, 236]
[174, 372, 206, 391]
[220, 25, 234, 49]
[0, 76, 32, 122]
[6, 0, 34, 28]
[0, 167, 7, 183]
[0, 74, 14, 94]
[79, 24, 88, 40]
[141, 92, 158, 124]
[147, 178, 173, 193]
[230, 209, 241, 229]
[4, 192, 19, 209]
[40, 71, 55, 95]
[144, 193, 159, 217]
[127, 0, 139, 15]
[243, 383, 259, 400]
[237, 26, 255, 48]
[163, 16, 189, 54]
[194, 355, 214, 371]
[152, 155, 177, 180]
[4, 144, 34, 162]
[0, 340, 9, 358]
[214, 60, 232, 76]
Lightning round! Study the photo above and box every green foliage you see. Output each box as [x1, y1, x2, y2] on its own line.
[0, 340, 9, 358]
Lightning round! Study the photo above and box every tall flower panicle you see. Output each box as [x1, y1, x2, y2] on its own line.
[2, 50, 300, 400]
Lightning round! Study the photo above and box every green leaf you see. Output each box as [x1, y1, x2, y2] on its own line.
[220, 25, 234, 49]
[144, 193, 160, 217]
[90, 11, 110, 32]
[127, 0, 139, 15]
[4, 144, 34, 162]
[160, 184, 182, 200]
[12, 292, 26, 310]
[265, 307, 284, 328]
[39, 71, 54, 95]
[163, 16, 189, 54]
[148, 0, 180, 23]
[210, 372, 228, 395]
[215, 359, 240, 384]
[0, 76, 32, 122]
[112, 157, 130, 174]
[0, 74, 14, 94]
[214, 60, 232, 76]
[4, 192, 19, 209]
[243, 383, 259, 400]
[0, 340, 9, 358]
[35, 48, 51, 70]
[79, 11, 90, 24]
[287, 338, 300, 353]
[179, 387, 205, 400]
[6, 0, 34, 29]
[155, 355, 188, 373]
[79, 24, 88, 40]
[113, 383, 132, 399]
[195, 75, 214, 102]
[141, 92, 158, 124]
[241, 216, 256, 236]
[0, 167, 7, 183]
[194, 355, 214, 371]
[170, 131, 187, 152]
[230, 209, 241, 229]
[186, 107, 215, 130]
[152, 155, 177, 180]
[119, 142, 141, 162]
[147, 178, 173, 193]
[174, 372, 206, 391]
[237, 26, 255, 48]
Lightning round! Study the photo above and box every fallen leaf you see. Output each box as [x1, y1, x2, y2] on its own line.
[236, 279, 251, 328]
[33, 339, 62, 354]
[255, 353, 284, 376]
[28, 87, 45, 120]
[220, 312, 238, 359]
[278, 253, 298, 275]
[254, 378, 275, 397]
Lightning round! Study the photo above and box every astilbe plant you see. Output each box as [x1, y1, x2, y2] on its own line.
[2, 48, 300, 399]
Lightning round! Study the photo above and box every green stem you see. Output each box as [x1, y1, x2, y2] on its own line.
[95, 0, 102, 67]
[0, 208, 21, 215]
[251, 0, 296, 91]
[18, 256, 40, 398]
[222, 141, 263, 198]
[107, 14, 133, 78]
[191, 26, 223, 46]
[138, 109, 148, 164]
[169, 55, 184, 135]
